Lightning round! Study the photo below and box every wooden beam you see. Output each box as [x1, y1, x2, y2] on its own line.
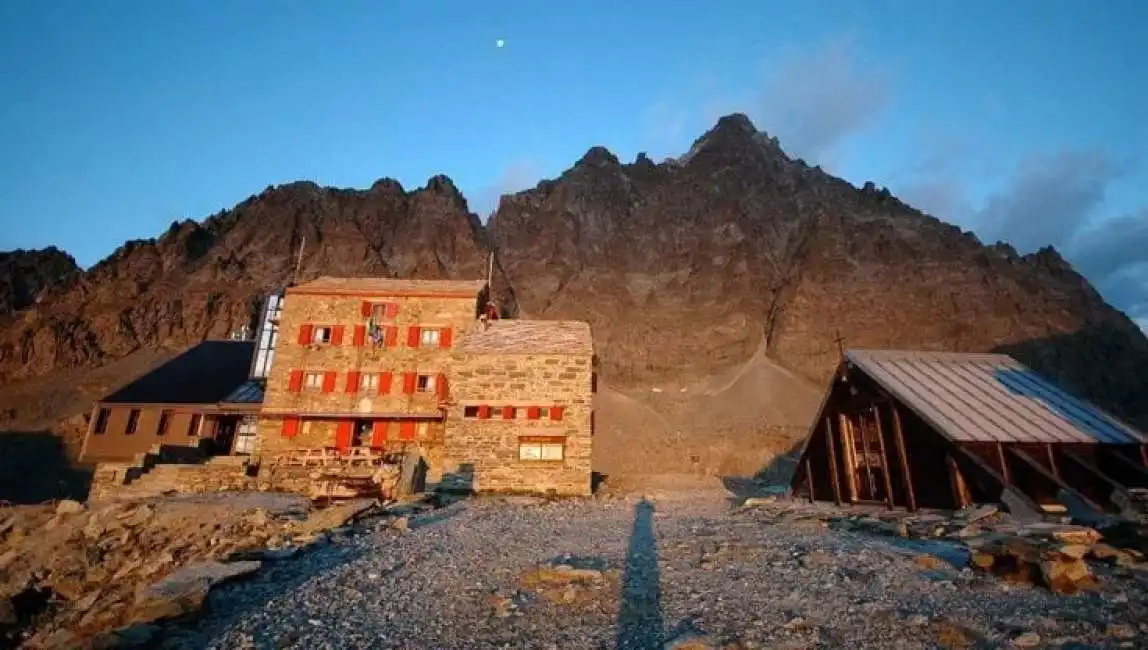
[871, 405, 896, 510]
[1141, 444, 1148, 468]
[839, 414, 858, 502]
[804, 457, 815, 503]
[1060, 449, 1134, 509]
[889, 404, 917, 512]
[1046, 444, 1060, 479]
[824, 416, 843, 505]
[946, 454, 969, 509]
[996, 442, 1012, 485]
[949, 443, 1042, 515]
[856, 413, 878, 499]
[1007, 447, 1104, 513]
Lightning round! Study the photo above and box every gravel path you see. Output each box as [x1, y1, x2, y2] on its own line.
[159, 487, 1148, 650]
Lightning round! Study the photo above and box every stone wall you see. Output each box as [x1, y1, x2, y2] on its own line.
[260, 292, 479, 420]
[255, 416, 447, 482]
[443, 352, 593, 496]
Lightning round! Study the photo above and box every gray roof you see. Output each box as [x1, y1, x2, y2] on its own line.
[457, 320, 593, 355]
[845, 349, 1146, 445]
[102, 341, 254, 405]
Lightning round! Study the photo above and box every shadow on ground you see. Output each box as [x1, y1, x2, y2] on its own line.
[616, 498, 662, 649]
[0, 430, 92, 504]
[720, 436, 804, 505]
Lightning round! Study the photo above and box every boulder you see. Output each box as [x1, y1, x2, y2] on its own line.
[130, 560, 261, 624]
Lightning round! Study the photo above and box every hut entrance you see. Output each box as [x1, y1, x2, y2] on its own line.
[842, 409, 889, 504]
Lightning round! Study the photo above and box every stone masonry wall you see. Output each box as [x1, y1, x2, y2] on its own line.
[261, 292, 479, 419]
[444, 352, 593, 496]
[255, 416, 447, 482]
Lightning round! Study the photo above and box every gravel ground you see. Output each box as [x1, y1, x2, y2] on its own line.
[158, 486, 1148, 650]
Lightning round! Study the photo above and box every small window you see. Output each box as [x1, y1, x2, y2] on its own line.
[312, 327, 332, 344]
[188, 413, 202, 436]
[418, 421, 429, 437]
[125, 409, 141, 435]
[416, 374, 434, 393]
[371, 303, 396, 321]
[519, 441, 564, 461]
[361, 373, 379, 391]
[157, 410, 173, 436]
[491, 406, 504, 418]
[304, 372, 324, 389]
[464, 406, 479, 418]
[302, 420, 312, 434]
[420, 328, 441, 347]
[539, 407, 550, 419]
[93, 408, 109, 435]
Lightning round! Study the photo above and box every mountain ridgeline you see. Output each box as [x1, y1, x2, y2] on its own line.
[3, 113, 1147, 428]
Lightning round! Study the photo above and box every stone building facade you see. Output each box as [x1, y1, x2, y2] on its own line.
[443, 320, 595, 496]
[255, 277, 488, 483]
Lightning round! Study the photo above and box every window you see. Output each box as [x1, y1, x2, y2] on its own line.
[416, 374, 434, 393]
[518, 439, 565, 461]
[371, 303, 397, 321]
[157, 410, 173, 436]
[312, 327, 332, 344]
[361, 373, 379, 391]
[491, 406, 504, 419]
[304, 372, 324, 390]
[125, 409, 140, 435]
[93, 408, 109, 435]
[420, 328, 441, 347]
[539, 407, 550, 419]
[188, 413, 202, 436]
[418, 422, 429, 438]
[464, 406, 480, 418]
[233, 418, 258, 455]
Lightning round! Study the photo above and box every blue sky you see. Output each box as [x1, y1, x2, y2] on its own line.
[1, 0, 1146, 322]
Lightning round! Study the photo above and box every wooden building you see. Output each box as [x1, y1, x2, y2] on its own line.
[444, 320, 594, 496]
[78, 340, 260, 462]
[791, 349, 1148, 515]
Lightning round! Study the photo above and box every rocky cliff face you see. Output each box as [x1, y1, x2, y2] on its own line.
[0, 176, 507, 384]
[4, 113, 1147, 428]
[0, 247, 80, 315]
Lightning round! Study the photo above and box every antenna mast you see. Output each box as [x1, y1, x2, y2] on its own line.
[292, 236, 306, 285]
[486, 251, 494, 290]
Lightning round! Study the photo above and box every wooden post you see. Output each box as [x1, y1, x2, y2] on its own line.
[856, 413, 878, 499]
[889, 404, 917, 512]
[824, 416, 843, 505]
[946, 454, 971, 509]
[804, 457, 815, 503]
[996, 443, 1012, 485]
[1140, 444, 1148, 468]
[871, 405, 896, 509]
[1046, 444, 1060, 479]
[839, 414, 858, 502]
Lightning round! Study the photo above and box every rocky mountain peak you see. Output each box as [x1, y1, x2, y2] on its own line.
[0, 247, 80, 315]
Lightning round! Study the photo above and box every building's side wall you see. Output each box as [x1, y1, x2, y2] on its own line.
[444, 352, 593, 496]
[260, 292, 478, 421]
[80, 405, 203, 462]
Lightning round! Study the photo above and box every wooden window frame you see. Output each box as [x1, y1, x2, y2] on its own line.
[125, 409, 141, 435]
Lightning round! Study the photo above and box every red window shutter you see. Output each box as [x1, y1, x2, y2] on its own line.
[371, 420, 388, 447]
[407, 326, 421, 348]
[331, 325, 345, 346]
[478, 405, 491, 419]
[288, 369, 303, 393]
[322, 371, 337, 393]
[297, 323, 313, 345]
[435, 373, 448, 398]
[281, 417, 299, 438]
[399, 421, 416, 441]
[502, 406, 515, 420]
[439, 327, 453, 348]
[526, 406, 541, 420]
[335, 420, 353, 451]
[402, 372, 417, 394]
[551, 406, 565, 421]
[346, 371, 360, 393]
[385, 303, 399, 319]
[353, 325, 366, 347]
[360, 301, 372, 318]
[379, 371, 393, 395]
[384, 326, 398, 348]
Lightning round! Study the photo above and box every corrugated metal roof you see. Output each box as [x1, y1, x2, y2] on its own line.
[456, 320, 593, 356]
[845, 349, 1147, 445]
